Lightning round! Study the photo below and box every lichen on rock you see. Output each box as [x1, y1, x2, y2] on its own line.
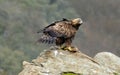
[61, 72, 82, 75]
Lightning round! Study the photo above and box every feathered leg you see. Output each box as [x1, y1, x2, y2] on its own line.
[55, 37, 67, 50]
[63, 38, 77, 52]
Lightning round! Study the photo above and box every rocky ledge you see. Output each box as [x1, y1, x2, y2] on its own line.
[19, 47, 120, 75]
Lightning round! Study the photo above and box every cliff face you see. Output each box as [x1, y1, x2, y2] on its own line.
[19, 47, 120, 75]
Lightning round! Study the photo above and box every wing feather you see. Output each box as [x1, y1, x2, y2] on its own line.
[43, 21, 76, 38]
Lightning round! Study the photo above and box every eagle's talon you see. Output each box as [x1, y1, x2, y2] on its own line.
[60, 46, 67, 50]
[61, 46, 78, 52]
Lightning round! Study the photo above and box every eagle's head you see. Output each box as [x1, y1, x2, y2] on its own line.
[71, 18, 83, 30]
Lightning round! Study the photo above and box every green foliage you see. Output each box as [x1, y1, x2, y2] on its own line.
[0, 24, 5, 35]
[113, 72, 120, 75]
[0, 46, 29, 75]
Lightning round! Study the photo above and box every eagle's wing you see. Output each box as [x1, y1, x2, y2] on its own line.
[43, 21, 76, 38]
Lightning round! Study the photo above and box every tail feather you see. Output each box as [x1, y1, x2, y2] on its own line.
[37, 34, 56, 44]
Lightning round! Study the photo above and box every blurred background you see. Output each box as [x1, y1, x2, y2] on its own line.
[0, 0, 120, 75]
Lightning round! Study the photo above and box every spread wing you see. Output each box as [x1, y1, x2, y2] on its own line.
[43, 21, 76, 38]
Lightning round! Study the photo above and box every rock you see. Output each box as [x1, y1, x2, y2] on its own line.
[19, 48, 120, 75]
[94, 52, 120, 74]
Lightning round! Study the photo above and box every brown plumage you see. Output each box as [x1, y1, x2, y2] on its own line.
[37, 18, 83, 48]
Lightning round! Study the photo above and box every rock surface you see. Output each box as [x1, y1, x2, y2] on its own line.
[19, 48, 120, 75]
[94, 52, 120, 74]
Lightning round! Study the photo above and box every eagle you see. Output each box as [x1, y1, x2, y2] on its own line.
[37, 18, 83, 51]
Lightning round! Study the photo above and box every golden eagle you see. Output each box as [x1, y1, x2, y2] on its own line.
[37, 18, 83, 51]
